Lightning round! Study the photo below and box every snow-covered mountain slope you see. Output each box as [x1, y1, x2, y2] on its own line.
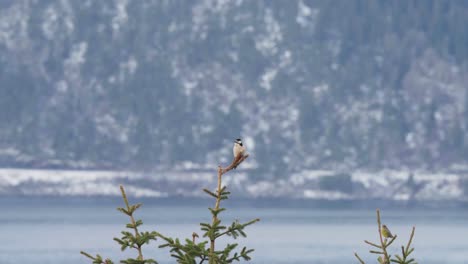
[0, 1, 468, 181]
[1, 168, 466, 202]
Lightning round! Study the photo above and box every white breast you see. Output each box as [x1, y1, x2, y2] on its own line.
[233, 144, 245, 158]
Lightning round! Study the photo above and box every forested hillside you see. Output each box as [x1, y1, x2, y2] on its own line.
[1, 0, 467, 178]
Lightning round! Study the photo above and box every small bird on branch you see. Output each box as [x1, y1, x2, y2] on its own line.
[220, 138, 249, 174]
[381, 224, 394, 238]
[233, 138, 246, 169]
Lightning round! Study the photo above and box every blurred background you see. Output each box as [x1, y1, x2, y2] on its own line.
[0, 1, 467, 263]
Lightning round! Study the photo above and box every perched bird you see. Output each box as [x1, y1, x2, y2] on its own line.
[233, 138, 246, 159]
[233, 138, 246, 169]
[381, 224, 394, 238]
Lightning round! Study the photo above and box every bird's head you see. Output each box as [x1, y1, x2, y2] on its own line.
[235, 138, 242, 145]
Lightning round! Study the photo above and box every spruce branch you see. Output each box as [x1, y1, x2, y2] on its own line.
[157, 231, 209, 263]
[391, 227, 417, 264]
[354, 209, 417, 264]
[221, 153, 250, 174]
[80, 251, 114, 264]
[215, 218, 260, 239]
[155, 153, 257, 263]
[83, 150, 258, 264]
[354, 252, 365, 264]
[192, 232, 199, 243]
[206, 153, 256, 264]
[376, 209, 392, 262]
[364, 240, 382, 249]
[114, 185, 158, 263]
[82, 185, 158, 264]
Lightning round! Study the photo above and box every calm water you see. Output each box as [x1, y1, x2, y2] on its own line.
[1, 197, 467, 264]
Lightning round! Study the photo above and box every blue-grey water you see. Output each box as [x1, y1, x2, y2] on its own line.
[1, 197, 467, 264]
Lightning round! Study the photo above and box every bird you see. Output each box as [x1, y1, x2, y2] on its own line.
[232, 138, 246, 169]
[381, 224, 394, 238]
[233, 138, 246, 168]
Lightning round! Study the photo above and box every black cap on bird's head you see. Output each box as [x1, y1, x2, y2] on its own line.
[235, 138, 242, 142]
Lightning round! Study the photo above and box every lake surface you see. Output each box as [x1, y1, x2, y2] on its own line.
[0, 197, 467, 263]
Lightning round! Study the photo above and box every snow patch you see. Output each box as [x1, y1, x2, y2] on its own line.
[255, 9, 282, 56]
[112, 0, 129, 33]
[296, 1, 319, 29]
[260, 68, 277, 91]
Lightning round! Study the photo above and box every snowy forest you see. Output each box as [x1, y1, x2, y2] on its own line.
[1, 1, 468, 200]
